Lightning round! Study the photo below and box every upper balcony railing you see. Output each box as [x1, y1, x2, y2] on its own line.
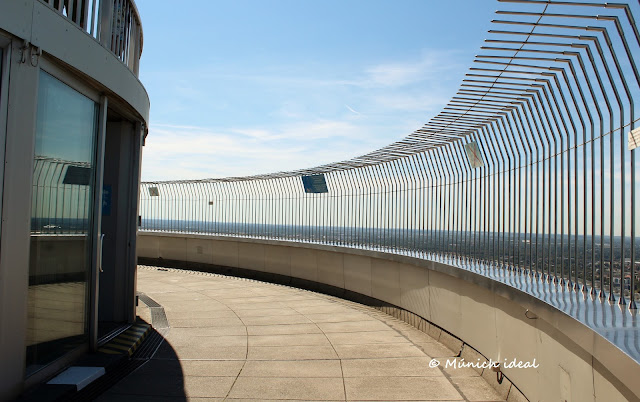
[140, 0, 640, 311]
[40, 0, 143, 76]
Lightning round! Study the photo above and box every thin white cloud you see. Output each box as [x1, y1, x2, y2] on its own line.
[141, 120, 401, 181]
[141, 49, 467, 181]
[345, 104, 361, 115]
[144, 49, 463, 92]
[362, 50, 463, 88]
[371, 93, 452, 112]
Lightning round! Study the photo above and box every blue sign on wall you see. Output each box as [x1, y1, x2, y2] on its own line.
[102, 185, 112, 216]
[302, 174, 328, 193]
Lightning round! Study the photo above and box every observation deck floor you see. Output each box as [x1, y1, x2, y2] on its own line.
[96, 265, 508, 401]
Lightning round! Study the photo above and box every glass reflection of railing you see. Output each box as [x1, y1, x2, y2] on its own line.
[39, 0, 143, 75]
[32, 156, 92, 235]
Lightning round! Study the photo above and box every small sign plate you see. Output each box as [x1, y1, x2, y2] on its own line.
[464, 141, 484, 169]
[302, 174, 328, 193]
[63, 166, 91, 185]
[629, 127, 640, 151]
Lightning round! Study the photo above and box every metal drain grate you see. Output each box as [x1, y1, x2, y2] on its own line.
[150, 307, 169, 329]
[137, 291, 161, 307]
[138, 291, 169, 329]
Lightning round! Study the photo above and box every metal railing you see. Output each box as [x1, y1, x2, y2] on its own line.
[32, 156, 94, 235]
[40, 0, 143, 75]
[140, 0, 640, 310]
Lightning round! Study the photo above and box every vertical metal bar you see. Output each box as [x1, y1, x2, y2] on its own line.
[89, 95, 107, 351]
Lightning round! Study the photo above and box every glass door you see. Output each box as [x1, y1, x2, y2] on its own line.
[0, 44, 7, 243]
[25, 70, 99, 375]
[0, 46, 4, 241]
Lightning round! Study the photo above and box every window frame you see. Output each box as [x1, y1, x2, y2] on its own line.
[24, 55, 105, 376]
[0, 35, 12, 242]
[38, 57, 101, 104]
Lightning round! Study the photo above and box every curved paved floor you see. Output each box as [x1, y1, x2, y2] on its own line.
[98, 266, 506, 401]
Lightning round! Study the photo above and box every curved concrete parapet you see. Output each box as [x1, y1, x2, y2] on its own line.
[138, 231, 640, 402]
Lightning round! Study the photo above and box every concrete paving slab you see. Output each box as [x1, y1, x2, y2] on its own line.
[162, 326, 247, 337]
[333, 343, 425, 359]
[179, 360, 245, 377]
[349, 400, 463, 402]
[168, 317, 245, 328]
[213, 296, 284, 304]
[394, 328, 441, 344]
[246, 323, 323, 336]
[97, 394, 201, 401]
[317, 320, 392, 333]
[99, 266, 506, 401]
[228, 377, 345, 400]
[293, 305, 356, 314]
[305, 312, 376, 323]
[233, 308, 301, 317]
[415, 341, 460, 358]
[162, 301, 231, 312]
[248, 333, 331, 347]
[183, 376, 236, 398]
[164, 309, 239, 320]
[341, 357, 442, 377]
[240, 360, 343, 378]
[324, 330, 405, 345]
[149, 292, 210, 302]
[224, 302, 288, 310]
[451, 377, 504, 401]
[225, 400, 329, 402]
[247, 345, 338, 360]
[240, 315, 313, 326]
[154, 342, 247, 360]
[164, 334, 247, 347]
[280, 300, 338, 307]
[344, 376, 463, 401]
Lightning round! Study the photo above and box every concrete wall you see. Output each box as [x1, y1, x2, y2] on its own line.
[138, 232, 640, 402]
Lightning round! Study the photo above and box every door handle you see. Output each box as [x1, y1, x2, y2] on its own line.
[99, 233, 105, 272]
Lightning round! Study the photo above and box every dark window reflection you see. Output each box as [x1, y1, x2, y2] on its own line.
[26, 71, 98, 376]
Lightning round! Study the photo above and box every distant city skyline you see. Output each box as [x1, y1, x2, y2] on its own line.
[135, 0, 498, 181]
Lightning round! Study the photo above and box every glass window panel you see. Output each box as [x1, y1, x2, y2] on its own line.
[26, 70, 98, 376]
[0, 46, 4, 241]
[0, 47, 3, 89]
[34, 72, 95, 163]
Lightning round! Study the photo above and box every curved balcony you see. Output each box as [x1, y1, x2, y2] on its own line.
[138, 1, 640, 401]
[0, 0, 148, 122]
[40, 0, 143, 76]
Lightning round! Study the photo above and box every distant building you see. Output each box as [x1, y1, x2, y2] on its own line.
[0, 1, 148, 398]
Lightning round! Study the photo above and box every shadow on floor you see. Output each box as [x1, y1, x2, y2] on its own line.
[92, 327, 187, 401]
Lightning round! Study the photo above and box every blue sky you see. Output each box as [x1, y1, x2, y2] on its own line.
[136, 0, 498, 181]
